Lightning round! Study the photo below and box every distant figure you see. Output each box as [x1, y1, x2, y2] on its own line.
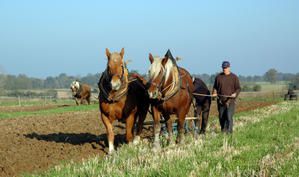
[212, 61, 241, 134]
[284, 86, 297, 101]
[70, 80, 91, 105]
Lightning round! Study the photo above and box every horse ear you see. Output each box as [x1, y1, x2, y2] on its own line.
[161, 57, 169, 66]
[120, 48, 125, 58]
[149, 53, 154, 64]
[105, 48, 111, 58]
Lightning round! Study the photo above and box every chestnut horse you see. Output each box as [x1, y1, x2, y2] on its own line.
[147, 50, 194, 149]
[70, 80, 91, 105]
[98, 48, 149, 154]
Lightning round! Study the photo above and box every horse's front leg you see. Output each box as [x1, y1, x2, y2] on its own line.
[176, 111, 186, 144]
[75, 98, 79, 105]
[101, 113, 115, 154]
[164, 114, 175, 146]
[152, 106, 161, 151]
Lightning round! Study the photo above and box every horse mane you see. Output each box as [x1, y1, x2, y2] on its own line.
[149, 57, 164, 80]
[149, 57, 178, 87]
[71, 80, 80, 89]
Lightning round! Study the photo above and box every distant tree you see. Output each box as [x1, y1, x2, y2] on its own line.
[292, 73, 299, 89]
[264, 68, 278, 83]
[31, 78, 44, 88]
[238, 75, 247, 82]
[210, 73, 217, 85]
[199, 74, 210, 84]
[81, 73, 100, 88]
[281, 73, 296, 82]
[44, 76, 59, 88]
[253, 75, 263, 82]
[0, 74, 6, 95]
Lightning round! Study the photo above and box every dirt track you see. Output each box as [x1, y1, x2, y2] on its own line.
[0, 101, 276, 177]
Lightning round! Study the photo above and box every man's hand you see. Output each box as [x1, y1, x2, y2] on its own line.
[231, 93, 237, 98]
[212, 89, 217, 98]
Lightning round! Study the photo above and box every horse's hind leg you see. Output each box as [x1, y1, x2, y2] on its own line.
[200, 104, 210, 134]
[133, 106, 148, 145]
[126, 112, 135, 143]
[101, 113, 115, 154]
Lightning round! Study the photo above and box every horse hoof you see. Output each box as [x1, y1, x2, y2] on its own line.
[152, 143, 161, 152]
[133, 136, 141, 145]
[194, 133, 199, 140]
[168, 139, 175, 147]
[108, 148, 115, 155]
[176, 138, 185, 145]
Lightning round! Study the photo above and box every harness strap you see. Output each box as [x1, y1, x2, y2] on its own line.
[160, 66, 182, 101]
[99, 64, 129, 102]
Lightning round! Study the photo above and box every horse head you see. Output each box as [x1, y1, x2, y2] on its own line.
[70, 80, 80, 96]
[105, 48, 126, 91]
[147, 53, 175, 99]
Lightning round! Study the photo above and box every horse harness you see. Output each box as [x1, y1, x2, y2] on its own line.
[157, 66, 184, 101]
[98, 63, 129, 102]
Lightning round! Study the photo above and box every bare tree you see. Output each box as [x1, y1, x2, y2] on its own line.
[264, 68, 278, 83]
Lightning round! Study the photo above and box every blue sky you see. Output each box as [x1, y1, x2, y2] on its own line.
[0, 0, 298, 78]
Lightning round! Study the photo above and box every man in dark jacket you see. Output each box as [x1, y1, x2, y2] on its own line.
[212, 61, 241, 133]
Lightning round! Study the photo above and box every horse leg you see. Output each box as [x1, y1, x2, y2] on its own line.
[165, 114, 175, 146]
[133, 105, 147, 145]
[152, 106, 161, 151]
[75, 98, 79, 105]
[194, 106, 202, 139]
[176, 111, 186, 144]
[87, 96, 91, 105]
[126, 112, 135, 143]
[200, 103, 210, 134]
[101, 113, 115, 154]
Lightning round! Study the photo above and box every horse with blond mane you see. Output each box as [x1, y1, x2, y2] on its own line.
[146, 50, 194, 150]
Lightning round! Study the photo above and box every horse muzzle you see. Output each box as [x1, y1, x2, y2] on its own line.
[111, 79, 121, 91]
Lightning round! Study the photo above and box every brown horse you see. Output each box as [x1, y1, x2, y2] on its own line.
[70, 80, 91, 105]
[98, 48, 149, 154]
[147, 50, 194, 149]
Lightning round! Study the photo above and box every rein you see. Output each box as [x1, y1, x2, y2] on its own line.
[192, 92, 236, 98]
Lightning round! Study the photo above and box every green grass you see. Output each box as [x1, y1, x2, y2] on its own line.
[0, 104, 98, 119]
[239, 95, 282, 102]
[0, 99, 75, 107]
[279, 146, 299, 176]
[26, 101, 299, 177]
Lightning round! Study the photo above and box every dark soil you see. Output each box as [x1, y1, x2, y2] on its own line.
[0, 100, 277, 177]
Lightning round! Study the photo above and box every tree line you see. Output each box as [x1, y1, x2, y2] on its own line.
[0, 68, 299, 93]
